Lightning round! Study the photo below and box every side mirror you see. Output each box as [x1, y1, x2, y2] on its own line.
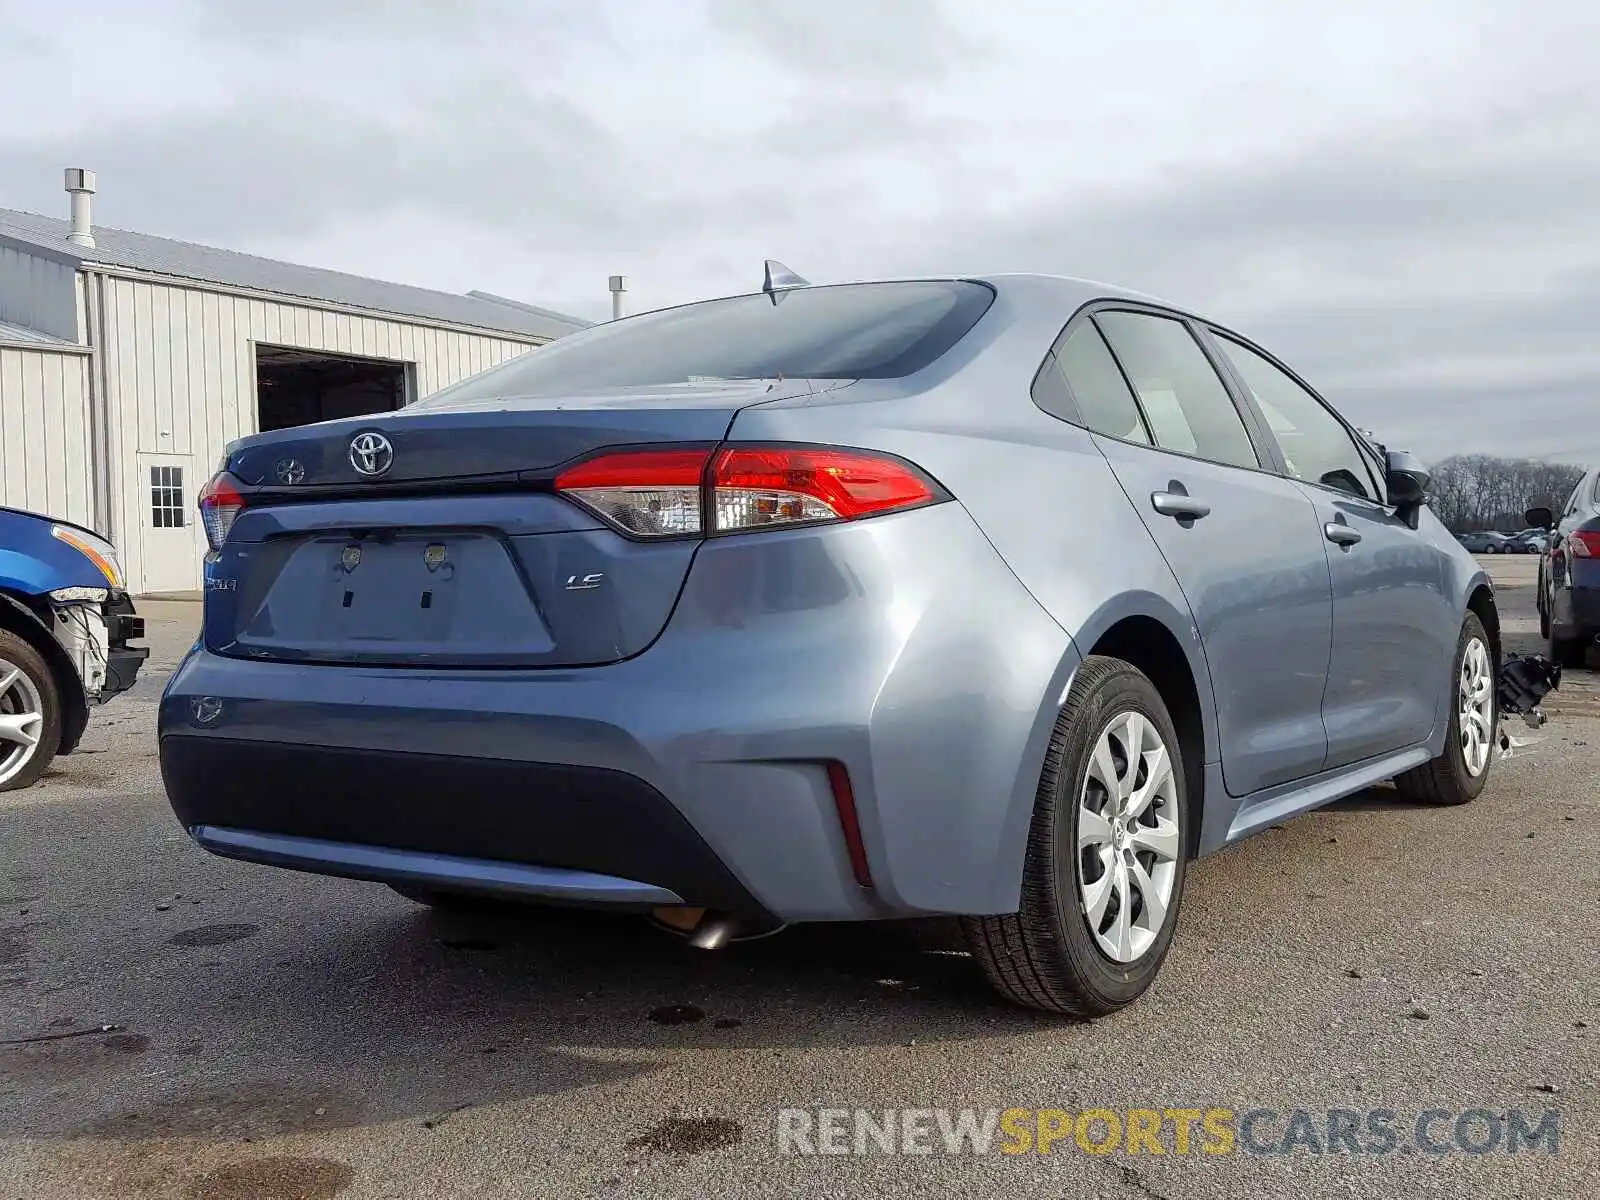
[1525, 506, 1556, 531]
[1384, 449, 1429, 509]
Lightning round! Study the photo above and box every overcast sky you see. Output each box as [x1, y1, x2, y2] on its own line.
[2, 0, 1597, 462]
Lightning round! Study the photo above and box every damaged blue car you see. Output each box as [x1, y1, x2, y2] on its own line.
[0, 506, 147, 790]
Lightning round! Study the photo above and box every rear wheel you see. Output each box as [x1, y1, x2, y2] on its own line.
[963, 656, 1188, 1016]
[0, 632, 61, 793]
[1395, 613, 1495, 806]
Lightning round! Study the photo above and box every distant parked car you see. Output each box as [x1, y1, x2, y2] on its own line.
[1, 506, 148, 790]
[1508, 530, 1548, 554]
[1457, 531, 1510, 553]
[1531, 467, 1600, 666]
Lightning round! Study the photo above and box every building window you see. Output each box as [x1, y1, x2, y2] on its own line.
[150, 466, 185, 529]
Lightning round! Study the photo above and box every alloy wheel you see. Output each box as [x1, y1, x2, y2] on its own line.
[1458, 637, 1494, 778]
[1077, 710, 1181, 963]
[0, 658, 46, 788]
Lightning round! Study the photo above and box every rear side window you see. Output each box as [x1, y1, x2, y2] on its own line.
[1054, 324, 1150, 444]
[422, 281, 995, 401]
[1093, 312, 1260, 470]
[1213, 334, 1377, 501]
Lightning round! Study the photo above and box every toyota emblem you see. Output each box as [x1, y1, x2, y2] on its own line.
[349, 431, 394, 477]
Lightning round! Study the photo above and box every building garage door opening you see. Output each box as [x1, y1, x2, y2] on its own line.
[255, 345, 410, 432]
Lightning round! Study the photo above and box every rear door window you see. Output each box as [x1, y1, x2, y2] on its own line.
[1092, 312, 1260, 470]
[1212, 334, 1378, 501]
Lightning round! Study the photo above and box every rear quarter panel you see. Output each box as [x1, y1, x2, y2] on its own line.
[727, 285, 1217, 766]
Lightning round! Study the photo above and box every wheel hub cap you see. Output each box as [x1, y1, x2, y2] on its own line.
[0, 658, 46, 788]
[1077, 710, 1181, 964]
[1458, 637, 1494, 778]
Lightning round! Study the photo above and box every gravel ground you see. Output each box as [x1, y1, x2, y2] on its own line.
[1, 556, 1595, 1198]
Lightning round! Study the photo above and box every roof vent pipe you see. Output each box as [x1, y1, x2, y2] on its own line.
[608, 274, 626, 321]
[64, 168, 96, 248]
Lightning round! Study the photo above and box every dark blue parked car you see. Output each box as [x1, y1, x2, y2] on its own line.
[1531, 466, 1600, 666]
[0, 506, 148, 790]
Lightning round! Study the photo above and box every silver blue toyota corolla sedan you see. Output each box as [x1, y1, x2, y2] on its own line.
[159, 269, 1499, 1015]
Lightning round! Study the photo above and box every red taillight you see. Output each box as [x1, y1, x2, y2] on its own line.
[553, 445, 942, 538]
[1568, 531, 1600, 558]
[712, 447, 937, 531]
[198, 472, 246, 551]
[826, 761, 873, 889]
[554, 449, 711, 537]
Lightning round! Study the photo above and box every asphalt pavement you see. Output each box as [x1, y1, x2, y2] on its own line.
[1, 556, 1595, 1198]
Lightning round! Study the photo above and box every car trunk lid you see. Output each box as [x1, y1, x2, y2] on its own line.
[205, 379, 833, 668]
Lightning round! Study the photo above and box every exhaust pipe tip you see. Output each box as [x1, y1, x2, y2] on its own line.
[649, 906, 786, 949]
[685, 914, 740, 951]
[650, 905, 737, 949]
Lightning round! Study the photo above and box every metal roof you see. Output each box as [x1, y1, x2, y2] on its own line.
[0, 317, 88, 352]
[0, 207, 592, 341]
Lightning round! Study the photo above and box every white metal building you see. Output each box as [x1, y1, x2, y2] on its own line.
[0, 169, 589, 594]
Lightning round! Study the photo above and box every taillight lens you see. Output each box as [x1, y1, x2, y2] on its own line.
[553, 449, 709, 537]
[1569, 531, 1600, 558]
[554, 445, 944, 538]
[712, 447, 938, 531]
[198, 472, 247, 550]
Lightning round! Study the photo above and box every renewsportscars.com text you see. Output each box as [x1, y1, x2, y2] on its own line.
[776, 1106, 1561, 1157]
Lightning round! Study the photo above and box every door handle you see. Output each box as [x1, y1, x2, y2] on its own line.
[1324, 523, 1362, 547]
[1151, 492, 1211, 520]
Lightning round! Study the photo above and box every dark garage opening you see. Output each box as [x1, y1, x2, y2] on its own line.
[255, 344, 410, 432]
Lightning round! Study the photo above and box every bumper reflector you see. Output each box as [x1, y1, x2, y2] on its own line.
[826, 761, 873, 889]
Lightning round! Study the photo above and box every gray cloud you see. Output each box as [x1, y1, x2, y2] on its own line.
[706, 0, 984, 78]
[0, 77, 812, 255]
[174, 0, 608, 45]
[0, 0, 1596, 461]
[868, 89, 1600, 464]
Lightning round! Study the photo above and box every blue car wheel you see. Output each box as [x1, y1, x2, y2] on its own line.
[0, 630, 61, 792]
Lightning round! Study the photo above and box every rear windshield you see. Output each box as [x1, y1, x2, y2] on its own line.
[426, 280, 995, 401]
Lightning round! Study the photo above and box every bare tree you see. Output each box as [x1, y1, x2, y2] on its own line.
[1425, 455, 1584, 532]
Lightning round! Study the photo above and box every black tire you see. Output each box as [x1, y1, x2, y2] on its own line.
[0, 630, 62, 793]
[387, 883, 516, 913]
[1395, 612, 1495, 806]
[962, 656, 1189, 1017]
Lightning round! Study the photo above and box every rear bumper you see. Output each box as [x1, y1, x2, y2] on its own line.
[1552, 562, 1600, 638]
[158, 504, 1079, 923]
[1570, 587, 1600, 635]
[164, 737, 769, 917]
[193, 827, 688, 907]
